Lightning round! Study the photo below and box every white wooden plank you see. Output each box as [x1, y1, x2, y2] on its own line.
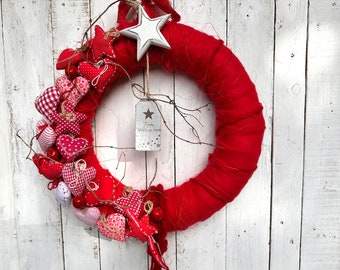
[270, 1, 308, 269]
[301, 1, 340, 269]
[50, 1, 102, 269]
[2, 1, 63, 269]
[173, 0, 227, 269]
[227, 1, 273, 269]
[0, 2, 19, 269]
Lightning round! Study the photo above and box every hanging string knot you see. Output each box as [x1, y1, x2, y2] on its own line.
[60, 101, 77, 122]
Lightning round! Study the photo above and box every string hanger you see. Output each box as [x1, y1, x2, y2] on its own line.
[117, 0, 180, 28]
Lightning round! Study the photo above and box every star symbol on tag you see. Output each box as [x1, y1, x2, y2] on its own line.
[120, 5, 171, 61]
[143, 109, 154, 119]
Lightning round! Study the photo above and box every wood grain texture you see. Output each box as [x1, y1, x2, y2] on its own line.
[1, 1, 63, 269]
[301, 1, 340, 269]
[271, 1, 308, 269]
[227, 1, 273, 269]
[1, 0, 339, 269]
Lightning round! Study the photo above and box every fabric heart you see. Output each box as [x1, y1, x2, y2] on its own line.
[32, 154, 63, 180]
[85, 175, 125, 207]
[97, 213, 126, 242]
[73, 207, 100, 227]
[115, 190, 143, 217]
[62, 160, 96, 196]
[56, 75, 90, 108]
[36, 120, 56, 153]
[56, 48, 83, 70]
[56, 134, 89, 162]
[54, 181, 72, 206]
[35, 86, 60, 121]
[78, 58, 116, 93]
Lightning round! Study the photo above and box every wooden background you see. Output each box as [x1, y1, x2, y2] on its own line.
[1, 0, 339, 269]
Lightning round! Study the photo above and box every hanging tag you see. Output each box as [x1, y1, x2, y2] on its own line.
[135, 99, 161, 151]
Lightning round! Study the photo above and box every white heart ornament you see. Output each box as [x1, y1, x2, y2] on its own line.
[54, 181, 71, 206]
[73, 207, 100, 227]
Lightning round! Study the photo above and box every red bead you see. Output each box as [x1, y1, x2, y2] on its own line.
[72, 196, 86, 208]
[46, 146, 61, 161]
[65, 64, 78, 80]
[151, 207, 164, 221]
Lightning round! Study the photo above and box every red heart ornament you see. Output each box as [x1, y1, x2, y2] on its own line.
[36, 120, 56, 153]
[32, 154, 63, 180]
[56, 135, 89, 162]
[85, 175, 125, 207]
[55, 75, 90, 108]
[78, 58, 116, 93]
[73, 207, 100, 227]
[35, 86, 60, 121]
[115, 190, 143, 217]
[56, 48, 83, 70]
[62, 161, 96, 197]
[97, 213, 126, 242]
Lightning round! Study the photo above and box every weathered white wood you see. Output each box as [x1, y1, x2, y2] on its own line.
[2, 1, 340, 270]
[270, 1, 308, 269]
[226, 1, 273, 269]
[1, 1, 63, 269]
[174, 1, 226, 269]
[0, 2, 19, 268]
[50, 1, 102, 269]
[301, 1, 340, 269]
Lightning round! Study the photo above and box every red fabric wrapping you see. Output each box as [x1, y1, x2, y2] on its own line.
[74, 20, 264, 269]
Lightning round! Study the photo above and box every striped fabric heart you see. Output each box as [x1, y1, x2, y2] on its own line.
[35, 86, 60, 121]
[36, 120, 56, 153]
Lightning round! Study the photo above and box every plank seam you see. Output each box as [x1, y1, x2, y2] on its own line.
[268, 1, 277, 269]
[298, 1, 311, 269]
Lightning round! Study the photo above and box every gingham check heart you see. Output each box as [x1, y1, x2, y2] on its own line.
[62, 160, 96, 197]
[35, 86, 60, 121]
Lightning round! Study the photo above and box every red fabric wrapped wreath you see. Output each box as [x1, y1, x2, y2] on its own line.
[32, 1, 265, 269]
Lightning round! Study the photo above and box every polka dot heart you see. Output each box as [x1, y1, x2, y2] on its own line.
[56, 134, 89, 162]
[97, 213, 126, 242]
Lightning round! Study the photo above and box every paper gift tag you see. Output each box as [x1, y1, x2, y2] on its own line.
[135, 99, 161, 151]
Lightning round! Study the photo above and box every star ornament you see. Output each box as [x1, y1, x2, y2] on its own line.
[50, 101, 87, 136]
[120, 6, 171, 61]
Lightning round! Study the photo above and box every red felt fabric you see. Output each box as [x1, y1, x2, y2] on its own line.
[71, 7, 265, 269]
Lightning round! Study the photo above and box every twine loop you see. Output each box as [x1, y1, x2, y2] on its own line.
[91, 63, 109, 87]
[144, 200, 154, 214]
[60, 101, 77, 122]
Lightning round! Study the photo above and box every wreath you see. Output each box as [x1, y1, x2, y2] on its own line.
[29, 1, 265, 269]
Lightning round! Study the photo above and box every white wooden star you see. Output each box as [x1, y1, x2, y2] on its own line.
[120, 5, 171, 61]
